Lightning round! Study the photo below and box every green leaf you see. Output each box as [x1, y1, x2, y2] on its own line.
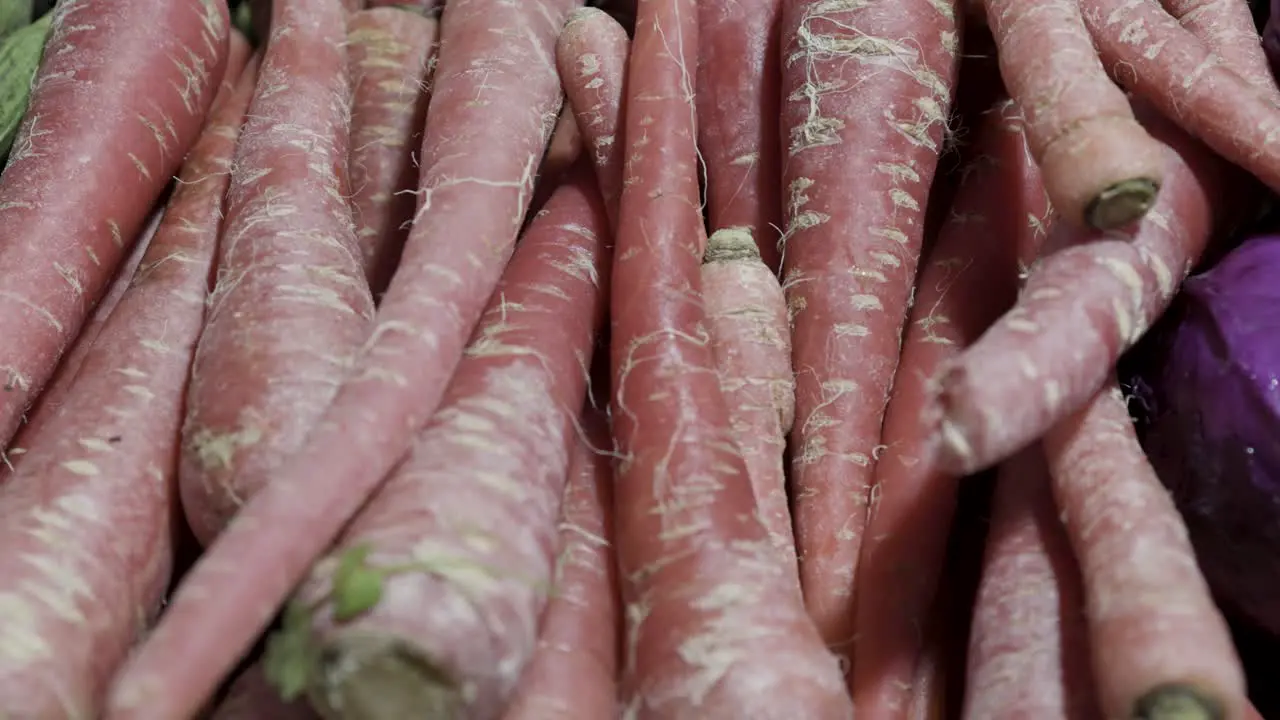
[332, 564, 383, 622]
[262, 602, 318, 702]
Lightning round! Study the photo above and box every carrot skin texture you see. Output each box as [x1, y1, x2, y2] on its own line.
[0, 0, 229, 450]
[962, 447, 1100, 720]
[1081, 0, 1280, 200]
[778, 0, 960, 658]
[1043, 384, 1245, 720]
[851, 102, 1049, 719]
[930, 106, 1239, 476]
[697, 0, 784, 270]
[291, 162, 611, 719]
[611, 1, 851, 717]
[983, 0, 1165, 230]
[1159, 0, 1276, 89]
[347, 7, 438, 297]
[179, 0, 375, 549]
[0, 49, 256, 719]
[11, 29, 253, 459]
[555, 6, 629, 227]
[106, 1, 577, 712]
[700, 228, 799, 584]
[210, 664, 320, 720]
[502, 410, 621, 720]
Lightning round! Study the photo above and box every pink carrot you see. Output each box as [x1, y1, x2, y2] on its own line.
[502, 410, 620, 720]
[1160, 0, 1276, 90]
[347, 6, 439, 297]
[0, 0, 230, 451]
[555, 6, 629, 226]
[266, 162, 610, 718]
[179, 0, 375, 549]
[930, 107, 1252, 477]
[1043, 383, 1246, 720]
[1081, 0, 1280, 200]
[778, 0, 961, 660]
[697, 0, 784, 270]
[105, 3, 578, 714]
[8, 30, 253, 465]
[700, 227, 799, 583]
[851, 100, 1049, 718]
[962, 446, 1100, 719]
[0, 50, 257, 718]
[610, 0, 852, 716]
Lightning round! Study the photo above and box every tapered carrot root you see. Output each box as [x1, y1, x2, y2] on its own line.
[1043, 383, 1246, 720]
[962, 446, 1100, 719]
[0, 0, 230, 450]
[179, 0, 375, 549]
[210, 664, 319, 720]
[929, 94, 1256, 475]
[984, 0, 1165, 230]
[778, 0, 960, 661]
[1081, 0, 1280, 199]
[347, 7, 439, 297]
[502, 410, 620, 720]
[556, 6, 629, 226]
[700, 227, 798, 583]
[851, 100, 1049, 718]
[611, 1, 851, 717]
[0, 51, 257, 719]
[267, 163, 610, 719]
[697, 0, 784, 270]
[106, 2, 578, 714]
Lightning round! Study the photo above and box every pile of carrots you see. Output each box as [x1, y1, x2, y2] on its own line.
[0, 0, 1276, 717]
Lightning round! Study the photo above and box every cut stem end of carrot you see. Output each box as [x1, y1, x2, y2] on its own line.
[1132, 683, 1224, 720]
[312, 634, 461, 720]
[1085, 178, 1160, 230]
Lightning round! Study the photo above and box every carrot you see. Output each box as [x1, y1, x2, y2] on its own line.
[983, 0, 1166, 230]
[261, 161, 610, 718]
[929, 106, 1250, 477]
[1080, 0, 1280, 202]
[0, 50, 256, 719]
[962, 446, 1100, 719]
[555, 6, 629, 227]
[9, 29, 253, 465]
[0, 0, 230, 451]
[8, 202, 163, 461]
[1159, 0, 1276, 90]
[697, 0, 784, 270]
[105, 2, 577, 714]
[211, 664, 320, 720]
[1042, 383, 1246, 720]
[502, 409, 620, 720]
[178, 0, 376, 549]
[851, 100, 1049, 718]
[700, 227, 798, 582]
[610, 0, 851, 716]
[347, 6, 439, 297]
[778, 0, 960, 660]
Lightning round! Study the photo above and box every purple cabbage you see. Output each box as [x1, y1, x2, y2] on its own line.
[1132, 234, 1280, 636]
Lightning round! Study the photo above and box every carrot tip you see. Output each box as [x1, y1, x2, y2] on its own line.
[1085, 178, 1160, 230]
[1132, 683, 1224, 720]
[311, 635, 460, 719]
